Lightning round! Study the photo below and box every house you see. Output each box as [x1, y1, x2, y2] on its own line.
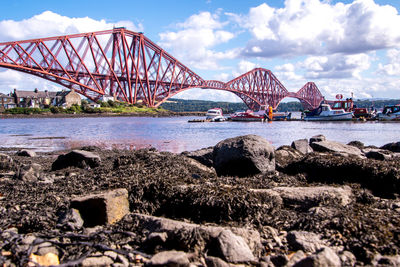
[12, 88, 54, 108]
[0, 93, 16, 111]
[99, 94, 115, 102]
[52, 89, 82, 108]
[11, 88, 82, 108]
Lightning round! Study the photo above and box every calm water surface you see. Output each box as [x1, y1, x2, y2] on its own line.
[1, 115, 399, 153]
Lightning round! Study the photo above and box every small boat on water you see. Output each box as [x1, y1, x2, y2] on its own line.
[230, 110, 264, 121]
[272, 111, 292, 121]
[205, 108, 226, 122]
[377, 105, 400, 121]
[230, 109, 291, 121]
[303, 104, 353, 121]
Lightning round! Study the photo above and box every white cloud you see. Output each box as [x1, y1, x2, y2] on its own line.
[159, 11, 238, 70]
[274, 63, 302, 81]
[0, 11, 142, 42]
[239, 0, 400, 58]
[301, 53, 370, 79]
[378, 48, 400, 75]
[0, 11, 143, 93]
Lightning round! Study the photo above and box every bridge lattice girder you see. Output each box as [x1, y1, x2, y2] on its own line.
[0, 29, 324, 109]
[0, 28, 204, 107]
[295, 82, 325, 110]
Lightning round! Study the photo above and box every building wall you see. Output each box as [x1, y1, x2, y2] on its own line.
[64, 91, 82, 108]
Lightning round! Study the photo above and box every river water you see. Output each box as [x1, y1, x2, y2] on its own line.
[1, 114, 399, 153]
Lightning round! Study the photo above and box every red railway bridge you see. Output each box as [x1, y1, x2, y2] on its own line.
[0, 28, 324, 110]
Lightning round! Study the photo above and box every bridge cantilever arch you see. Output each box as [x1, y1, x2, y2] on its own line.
[0, 28, 324, 110]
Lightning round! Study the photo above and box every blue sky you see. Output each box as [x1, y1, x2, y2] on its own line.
[1, 0, 400, 102]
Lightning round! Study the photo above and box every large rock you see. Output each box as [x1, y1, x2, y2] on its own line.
[71, 188, 129, 227]
[287, 231, 326, 253]
[285, 153, 400, 197]
[146, 250, 190, 267]
[217, 229, 256, 263]
[273, 186, 352, 208]
[125, 213, 262, 257]
[364, 148, 393, 161]
[0, 153, 13, 170]
[291, 139, 313, 154]
[380, 141, 400, 152]
[182, 147, 214, 167]
[213, 135, 275, 177]
[51, 150, 101, 170]
[16, 163, 42, 182]
[81, 256, 114, 267]
[16, 149, 36, 157]
[309, 134, 326, 144]
[310, 140, 365, 158]
[249, 186, 352, 209]
[275, 146, 304, 170]
[294, 247, 341, 267]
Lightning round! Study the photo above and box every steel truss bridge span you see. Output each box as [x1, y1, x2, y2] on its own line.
[0, 28, 324, 110]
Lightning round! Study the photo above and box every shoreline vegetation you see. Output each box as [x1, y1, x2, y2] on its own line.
[2, 98, 399, 119]
[0, 100, 205, 119]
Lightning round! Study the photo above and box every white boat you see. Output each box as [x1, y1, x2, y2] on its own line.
[377, 105, 400, 121]
[205, 108, 225, 121]
[303, 104, 353, 121]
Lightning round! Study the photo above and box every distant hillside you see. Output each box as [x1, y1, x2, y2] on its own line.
[161, 98, 400, 112]
[161, 99, 247, 113]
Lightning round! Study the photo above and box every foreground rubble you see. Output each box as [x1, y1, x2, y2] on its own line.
[0, 135, 399, 266]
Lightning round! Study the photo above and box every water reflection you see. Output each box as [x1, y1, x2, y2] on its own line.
[1, 116, 399, 152]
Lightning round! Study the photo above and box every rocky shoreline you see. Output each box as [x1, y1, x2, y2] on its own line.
[0, 111, 205, 119]
[0, 135, 399, 266]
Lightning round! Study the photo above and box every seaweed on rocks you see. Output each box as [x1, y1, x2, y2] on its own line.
[0, 141, 400, 266]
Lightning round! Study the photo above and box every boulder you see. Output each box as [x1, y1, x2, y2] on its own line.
[347, 140, 364, 149]
[291, 139, 313, 154]
[250, 186, 352, 209]
[16, 163, 42, 182]
[145, 250, 190, 267]
[273, 186, 352, 208]
[57, 208, 84, 230]
[182, 147, 214, 167]
[51, 150, 101, 170]
[339, 251, 356, 266]
[16, 149, 36, 157]
[71, 188, 129, 227]
[81, 256, 114, 267]
[364, 149, 392, 161]
[380, 141, 400, 152]
[0, 153, 13, 170]
[275, 146, 304, 170]
[310, 140, 365, 158]
[213, 135, 275, 177]
[287, 231, 326, 253]
[309, 134, 326, 144]
[216, 229, 256, 263]
[294, 247, 341, 267]
[125, 213, 262, 257]
[372, 254, 400, 266]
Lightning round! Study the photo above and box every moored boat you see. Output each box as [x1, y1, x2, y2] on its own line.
[377, 105, 400, 121]
[230, 110, 264, 121]
[272, 111, 292, 121]
[205, 108, 226, 122]
[303, 104, 353, 121]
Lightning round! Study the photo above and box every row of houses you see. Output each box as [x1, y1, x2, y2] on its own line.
[0, 89, 82, 111]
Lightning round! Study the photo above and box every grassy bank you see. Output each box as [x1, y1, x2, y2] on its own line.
[1, 100, 169, 116]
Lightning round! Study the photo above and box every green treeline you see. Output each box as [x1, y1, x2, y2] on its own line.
[161, 98, 400, 112]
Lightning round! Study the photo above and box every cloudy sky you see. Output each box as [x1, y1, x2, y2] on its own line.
[1, 0, 400, 102]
